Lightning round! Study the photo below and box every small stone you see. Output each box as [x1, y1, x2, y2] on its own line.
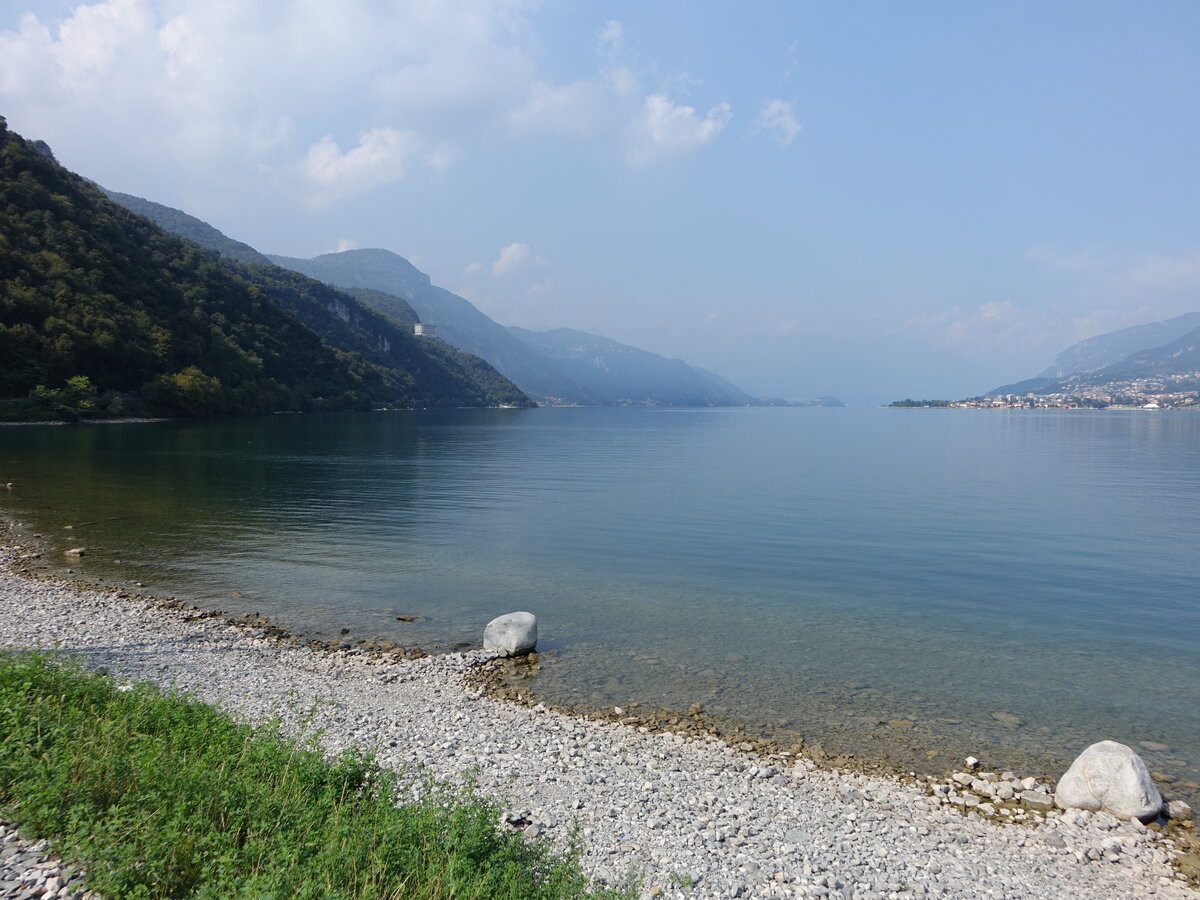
[965, 756, 979, 768]
[64, 548, 86, 557]
[1043, 829, 1067, 848]
[1167, 800, 1194, 821]
[1021, 791, 1054, 809]
[1140, 741, 1170, 752]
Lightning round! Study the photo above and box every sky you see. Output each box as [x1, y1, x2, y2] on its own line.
[2, 1, 1199, 404]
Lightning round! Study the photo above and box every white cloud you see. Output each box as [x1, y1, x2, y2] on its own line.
[490, 241, 547, 277]
[465, 261, 484, 275]
[0, 1, 539, 198]
[597, 19, 623, 54]
[906, 300, 1054, 351]
[626, 93, 732, 167]
[605, 65, 640, 98]
[753, 98, 801, 146]
[425, 141, 457, 173]
[506, 17, 640, 138]
[508, 79, 606, 137]
[783, 40, 799, 83]
[333, 238, 358, 253]
[373, 38, 534, 123]
[301, 128, 423, 205]
[527, 278, 555, 298]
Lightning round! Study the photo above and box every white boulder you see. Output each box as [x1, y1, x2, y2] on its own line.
[483, 611, 537, 656]
[1054, 740, 1163, 820]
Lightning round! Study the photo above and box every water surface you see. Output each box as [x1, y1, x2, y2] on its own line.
[1, 407, 1196, 802]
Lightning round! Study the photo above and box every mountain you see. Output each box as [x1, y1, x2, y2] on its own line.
[268, 249, 597, 404]
[103, 190, 274, 267]
[1087, 324, 1200, 380]
[506, 326, 753, 406]
[222, 263, 530, 409]
[100, 191, 531, 410]
[268, 248, 771, 406]
[989, 312, 1200, 398]
[1036, 311, 1200, 378]
[0, 118, 529, 419]
[0, 118, 378, 419]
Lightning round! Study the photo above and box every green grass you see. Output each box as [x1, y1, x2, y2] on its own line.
[0, 650, 629, 899]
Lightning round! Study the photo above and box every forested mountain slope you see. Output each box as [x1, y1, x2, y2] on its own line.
[104, 191, 529, 410]
[1, 117, 373, 419]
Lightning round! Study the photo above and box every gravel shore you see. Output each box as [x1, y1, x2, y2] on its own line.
[1, 541, 1196, 900]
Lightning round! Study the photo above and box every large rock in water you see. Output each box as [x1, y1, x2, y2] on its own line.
[483, 612, 537, 656]
[1055, 740, 1163, 820]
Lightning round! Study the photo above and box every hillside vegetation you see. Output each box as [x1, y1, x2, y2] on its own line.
[105, 189, 530, 412]
[0, 118, 530, 420]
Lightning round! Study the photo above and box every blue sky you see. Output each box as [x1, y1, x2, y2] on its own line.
[2, 1, 1198, 403]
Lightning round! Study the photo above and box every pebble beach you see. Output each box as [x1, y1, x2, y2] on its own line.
[1, 532, 1197, 900]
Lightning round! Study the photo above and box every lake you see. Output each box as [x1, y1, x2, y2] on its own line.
[1, 407, 1197, 802]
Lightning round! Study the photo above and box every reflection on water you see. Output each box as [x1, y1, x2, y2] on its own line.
[1, 407, 1197, 804]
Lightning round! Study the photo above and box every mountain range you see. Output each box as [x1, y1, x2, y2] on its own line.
[99, 191, 777, 407]
[266, 249, 771, 407]
[3, 117, 833, 415]
[0, 118, 529, 420]
[989, 311, 1200, 396]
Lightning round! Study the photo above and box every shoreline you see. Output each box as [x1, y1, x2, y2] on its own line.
[0, 522, 1197, 898]
[13, 510, 1198, 815]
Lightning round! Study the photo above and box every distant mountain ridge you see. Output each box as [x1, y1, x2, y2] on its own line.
[1037, 311, 1200, 378]
[990, 311, 1200, 396]
[268, 248, 763, 407]
[267, 249, 594, 404]
[506, 326, 753, 406]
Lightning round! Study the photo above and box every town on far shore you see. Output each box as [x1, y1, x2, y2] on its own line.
[890, 372, 1200, 410]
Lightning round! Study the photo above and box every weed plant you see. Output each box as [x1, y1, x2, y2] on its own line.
[0, 650, 628, 899]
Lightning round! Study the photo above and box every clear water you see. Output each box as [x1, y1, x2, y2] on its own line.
[1, 407, 1197, 800]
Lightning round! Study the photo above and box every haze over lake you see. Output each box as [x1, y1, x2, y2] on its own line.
[2, 407, 1197, 802]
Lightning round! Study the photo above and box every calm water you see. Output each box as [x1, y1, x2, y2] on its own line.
[1, 407, 1197, 800]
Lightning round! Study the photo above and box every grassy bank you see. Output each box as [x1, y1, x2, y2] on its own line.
[0, 650, 629, 899]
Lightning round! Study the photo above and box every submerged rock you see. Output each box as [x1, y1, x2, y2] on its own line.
[483, 611, 537, 656]
[1168, 799, 1194, 821]
[1055, 740, 1164, 820]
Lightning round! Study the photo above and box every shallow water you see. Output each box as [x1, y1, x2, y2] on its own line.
[1, 407, 1197, 802]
